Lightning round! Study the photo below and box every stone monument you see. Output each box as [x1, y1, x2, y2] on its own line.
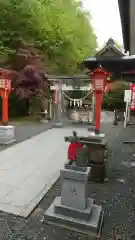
[44, 151, 104, 238]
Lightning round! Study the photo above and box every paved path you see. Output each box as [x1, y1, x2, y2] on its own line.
[0, 127, 88, 217]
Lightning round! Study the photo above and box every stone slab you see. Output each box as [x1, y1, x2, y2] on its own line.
[44, 197, 104, 237]
[79, 135, 101, 143]
[0, 125, 16, 144]
[54, 196, 94, 221]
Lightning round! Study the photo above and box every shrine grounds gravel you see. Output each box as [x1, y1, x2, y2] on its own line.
[0, 122, 135, 239]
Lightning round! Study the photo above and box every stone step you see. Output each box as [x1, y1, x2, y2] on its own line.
[54, 197, 94, 221]
[44, 198, 103, 237]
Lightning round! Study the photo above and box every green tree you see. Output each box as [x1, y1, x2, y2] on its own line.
[0, 0, 97, 116]
[114, 41, 122, 50]
[0, 0, 97, 74]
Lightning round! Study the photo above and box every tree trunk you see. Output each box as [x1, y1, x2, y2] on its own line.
[26, 99, 29, 116]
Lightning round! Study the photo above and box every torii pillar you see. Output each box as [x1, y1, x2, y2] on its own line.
[53, 80, 63, 127]
[1, 88, 8, 123]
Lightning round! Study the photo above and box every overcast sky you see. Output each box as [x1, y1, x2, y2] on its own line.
[83, 0, 123, 48]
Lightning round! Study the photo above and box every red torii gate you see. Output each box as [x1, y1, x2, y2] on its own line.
[0, 68, 13, 124]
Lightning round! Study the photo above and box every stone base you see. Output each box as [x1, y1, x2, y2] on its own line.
[52, 122, 63, 128]
[89, 163, 106, 183]
[44, 196, 104, 238]
[55, 196, 94, 221]
[0, 125, 16, 145]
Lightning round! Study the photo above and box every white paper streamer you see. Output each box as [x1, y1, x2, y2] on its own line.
[80, 100, 82, 106]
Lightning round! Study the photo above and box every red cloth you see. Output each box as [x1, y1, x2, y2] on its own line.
[68, 142, 83, 161]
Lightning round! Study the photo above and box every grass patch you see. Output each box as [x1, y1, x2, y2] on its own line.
[9, 115, 38, 123]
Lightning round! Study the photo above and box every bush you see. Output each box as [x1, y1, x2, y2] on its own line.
[102, 83, 128, 110]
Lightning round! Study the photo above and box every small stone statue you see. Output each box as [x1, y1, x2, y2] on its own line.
[76, 145, 88, 167]
[65, 131, 89, 169]
[65, 130, 79, 143]
[72, 131, 78, 142]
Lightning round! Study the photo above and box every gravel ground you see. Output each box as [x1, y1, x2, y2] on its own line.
[0, 122, 135, 239]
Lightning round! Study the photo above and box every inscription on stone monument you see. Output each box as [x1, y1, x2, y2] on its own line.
[61, 176, 87, 209]
[70, 188, 77, 196]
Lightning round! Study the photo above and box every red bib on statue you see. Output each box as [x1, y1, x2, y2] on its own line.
[68, 142, 83, 161]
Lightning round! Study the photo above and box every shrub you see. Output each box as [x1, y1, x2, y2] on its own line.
[102, 82, 128, 110]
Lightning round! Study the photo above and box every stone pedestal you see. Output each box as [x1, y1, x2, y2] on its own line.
[0, 125, 16, 144]
[52, 122, 63, 128]
[44, 167, 103, 238]
[40, 119, 48, 123]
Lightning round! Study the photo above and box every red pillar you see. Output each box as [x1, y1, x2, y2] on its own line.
[2, 90, 8, 123]
[53, 90, 57, 104]
[95, 92, 102, 134]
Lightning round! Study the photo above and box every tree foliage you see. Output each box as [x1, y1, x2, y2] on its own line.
[114, 41, 122, 50]
[0, 0, 97, 98]
[102, 82, 128, 110]
[0, 0, 97, 72]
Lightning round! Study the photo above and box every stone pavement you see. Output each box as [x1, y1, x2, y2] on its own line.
[0, 127, 89, 218]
